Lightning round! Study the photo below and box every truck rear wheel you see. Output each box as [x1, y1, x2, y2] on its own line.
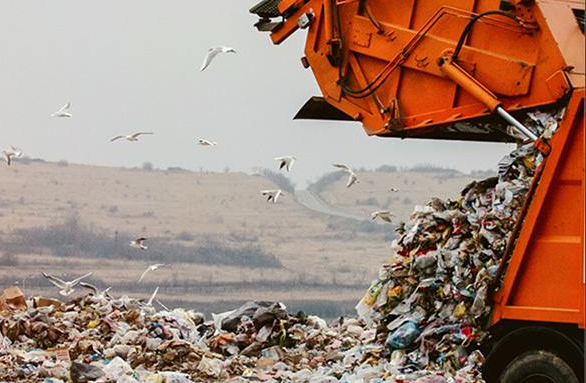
[500, 350, 580, 383]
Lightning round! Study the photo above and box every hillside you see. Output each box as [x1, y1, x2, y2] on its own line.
[0, 160, 479, 317]
[310, 167, 491, 224]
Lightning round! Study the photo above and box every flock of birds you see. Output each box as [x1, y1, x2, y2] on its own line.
[3, 44, 400, 302]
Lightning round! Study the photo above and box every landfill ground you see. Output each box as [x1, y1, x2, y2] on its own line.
[0, 160, 476, 318]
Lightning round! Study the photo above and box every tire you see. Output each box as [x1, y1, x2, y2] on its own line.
[500, 350, 580, 383]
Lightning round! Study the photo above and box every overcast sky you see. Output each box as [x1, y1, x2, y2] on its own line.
[0, 1, 513, 188]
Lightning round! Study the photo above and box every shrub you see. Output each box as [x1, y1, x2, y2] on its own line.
[308, 171, 346, 193]
[5, 217, 282, 269]
[376, 165, 398, 173]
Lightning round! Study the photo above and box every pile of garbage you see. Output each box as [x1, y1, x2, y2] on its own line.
[0, 111, 560, 383]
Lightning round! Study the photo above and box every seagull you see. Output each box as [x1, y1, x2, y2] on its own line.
[390, 188, 399, 192]
[79, 282, 112, 298]
[275, 156, 296, 172]
[261, 189, 282, 203]
[2, 146, 22, 166]
[332, 163, 352, 172]
[129, 237, 148, 250]
[146, 287, 159, 306]
[42, 272, 92, 296]
[199, 46, 236, 71]
[110, 132, 153, 142]
[138, 264, 169, 282]
[346, 172, 359, 188]
[332, 163, 360, 188]
[51, 102, 72, 118]
[198, 139, 217, 146]
[371, 210, 394, 223]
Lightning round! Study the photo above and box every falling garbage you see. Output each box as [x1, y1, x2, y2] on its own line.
[0, 112, 561, 382]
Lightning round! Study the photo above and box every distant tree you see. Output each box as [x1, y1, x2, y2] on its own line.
[376, 165, 398, 173]
[308, 171, 346, 193]
[142, 162, 154, 171]
[57, 159, 69, 167]
[259, 168, 295, 193]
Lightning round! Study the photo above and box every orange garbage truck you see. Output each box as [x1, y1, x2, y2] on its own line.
[250, 0, 585, 381]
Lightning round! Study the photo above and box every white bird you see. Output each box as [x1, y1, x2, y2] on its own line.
[275, 156, 296, 172]
[146, 287, 159, 306]
[2, 146, 22, 166]
[390, 187, 399, 192]
[261, 189, 282, 203]
[332, 163, 360, 188]
[42, 272, 92, 296]
[332, 163, 352, 172]
[198, 139, 217, 146]
[79, 282, 112, 299]
[138, 264, 169, 282]
[199, 46, 236, 71]
[51, 102, 72, 118]
[346, 172, 359, 188]
[110, 132, 153, 142]
[129, 237, 148, 250]
[371, 210, 394, 223]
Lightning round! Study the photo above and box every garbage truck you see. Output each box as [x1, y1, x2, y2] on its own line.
[250, 0, 585, 382]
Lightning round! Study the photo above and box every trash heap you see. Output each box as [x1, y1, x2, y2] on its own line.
[0, 111, 560, 383]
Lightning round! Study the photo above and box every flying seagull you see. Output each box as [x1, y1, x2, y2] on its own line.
[3, 146, 22, 166]
[275, 156, 296, 172]
[332, 163, 359, 188]
[51, 102, 72, 118]
[110, 132, 153, 142]
[261, 189, 282, 203]
[138, 264, 169, 282]
[79, 282, 112, 299]
[371, 210, 394, 223]
[200, 46, 236, 71]
[42, 272, 92, 296]
[130, 237, 148, 250]
[198, 139, 217, 146]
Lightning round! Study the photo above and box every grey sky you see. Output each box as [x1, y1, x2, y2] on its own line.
[0, 1, 513, 188]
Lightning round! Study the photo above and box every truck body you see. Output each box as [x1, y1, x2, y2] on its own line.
[250, 0, 585, 381]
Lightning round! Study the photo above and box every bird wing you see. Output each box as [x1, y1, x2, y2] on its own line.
[200, 48, 221, 71]
[332, 163, 351, 172]
[346, 173, 358, 188]
[138, 267, 150, 282]
[147, 287, 159, 306]
[110, 135, 125, 142]
[274, 190, 282, 202]
[131, 132, 153, 139]
[136, 237, 147, 244]
[79, 282, 98, 294]
[70, 272, 92, 286]
[42, 273, 67, 289]
[371, 211, 379, 219]
[57, 102, 70, 113]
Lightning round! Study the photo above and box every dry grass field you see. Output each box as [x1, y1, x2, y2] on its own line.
[0, 159, 483, 317]
[312, 168, 488, 223]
